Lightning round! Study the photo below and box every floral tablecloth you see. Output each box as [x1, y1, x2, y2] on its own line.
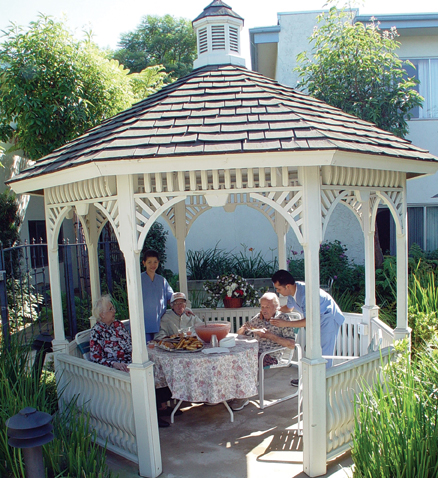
[149, 337, 258, 403]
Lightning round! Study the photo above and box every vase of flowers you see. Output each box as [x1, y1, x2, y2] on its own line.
[203, 273, 261, 309]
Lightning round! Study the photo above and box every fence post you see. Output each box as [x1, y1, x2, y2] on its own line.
[63, 243, 77, 339]
[0, 244, 9, 342]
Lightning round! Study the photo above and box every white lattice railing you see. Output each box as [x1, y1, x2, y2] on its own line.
[326, 346, 394, 460]
[55, 353, 138, 463]
[370, 316, 395, 348]
[191, 307, 260, 333]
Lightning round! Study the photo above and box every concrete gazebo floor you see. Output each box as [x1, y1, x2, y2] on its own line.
[106, 366, 354, 478]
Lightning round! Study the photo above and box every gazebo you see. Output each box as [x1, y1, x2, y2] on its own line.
[8, 1, 438, 477]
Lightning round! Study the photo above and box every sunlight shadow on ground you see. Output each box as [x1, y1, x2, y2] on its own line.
[256, 429, 303, 464]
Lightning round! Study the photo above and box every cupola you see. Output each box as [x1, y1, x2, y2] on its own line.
[192, 0, 245, 68]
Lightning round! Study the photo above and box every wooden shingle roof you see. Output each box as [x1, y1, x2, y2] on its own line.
[10, 64, 437, 183]
[193, 0, 244, 23]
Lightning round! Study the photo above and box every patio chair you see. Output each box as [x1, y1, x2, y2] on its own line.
[75, 329, 91, 361]
[258, 342, 302, 411]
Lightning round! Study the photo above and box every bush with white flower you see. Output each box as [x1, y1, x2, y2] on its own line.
[203, 273, 261, 308]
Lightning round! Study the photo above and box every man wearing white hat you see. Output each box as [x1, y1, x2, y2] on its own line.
[154, 292, 203, 340]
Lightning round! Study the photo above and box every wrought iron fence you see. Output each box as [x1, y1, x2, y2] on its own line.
[0, 239, 125, 344]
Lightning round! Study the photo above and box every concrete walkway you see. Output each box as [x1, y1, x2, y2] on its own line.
[106, 367, 354, 478]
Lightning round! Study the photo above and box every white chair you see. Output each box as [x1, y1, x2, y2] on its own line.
[75, 329, 91, 361]
[258, 343, 303, 411]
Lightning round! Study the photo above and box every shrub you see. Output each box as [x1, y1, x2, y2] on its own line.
[352, 342, 438, 477]
[186, 244, 233, 280]
[0, 336, 114, 477]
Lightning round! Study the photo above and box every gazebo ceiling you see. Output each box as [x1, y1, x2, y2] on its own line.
[8, 63, 438, 190]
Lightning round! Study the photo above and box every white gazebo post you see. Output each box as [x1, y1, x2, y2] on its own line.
[116, 175, 162, 478]
[275, 211, 288, 270]
[44, 194, 69, 353]
[76, 203, 101, 327]
[300, 166, 327, 477]
[175, 200, 188, 297]
[359, 192, 377, 355]
[394, 177, 410, 343]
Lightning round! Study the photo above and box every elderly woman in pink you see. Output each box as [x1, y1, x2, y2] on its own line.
[90, 294, 131, 372]
[89, 294, 174, 427]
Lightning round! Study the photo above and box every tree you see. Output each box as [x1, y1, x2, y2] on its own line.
[114, 15, 196, 80]
[295, 7, 423, 138]
[0, 16, 170, 160]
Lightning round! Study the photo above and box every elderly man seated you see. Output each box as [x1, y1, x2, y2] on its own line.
[230, 292, 296, 411]
[154, 292, 203, 340]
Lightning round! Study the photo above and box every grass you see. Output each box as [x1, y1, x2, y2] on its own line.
[352, 341, 438, 478]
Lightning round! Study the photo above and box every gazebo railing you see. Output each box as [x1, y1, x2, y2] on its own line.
[191, 307, 260, 333]
[326, 346, 394, 460]
[370, 316, 395, 348]
[55, 353, 138, 463]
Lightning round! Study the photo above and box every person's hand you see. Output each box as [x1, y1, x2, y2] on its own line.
[252, 328, 269, 338]
[185, 308, 195, 317]
[270, 318, 292, 328]
[112, 362, 129, 372]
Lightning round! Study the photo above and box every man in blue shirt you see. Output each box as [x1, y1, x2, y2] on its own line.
[271, 270, 345, 369]
[141, 249, 173, 342]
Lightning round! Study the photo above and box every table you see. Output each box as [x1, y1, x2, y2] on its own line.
[148, 337, 258, 422]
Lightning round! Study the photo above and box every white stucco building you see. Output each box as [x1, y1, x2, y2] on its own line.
[250, 10, 438, 261]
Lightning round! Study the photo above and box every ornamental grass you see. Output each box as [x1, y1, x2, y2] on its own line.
[352, 341, 438, 478]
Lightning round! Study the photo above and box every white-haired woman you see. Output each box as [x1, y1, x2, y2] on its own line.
[89, 295, 132, 372]
[89, 295, 174, 427]
[229, 292, 297, 411]
[237, 292, 296, 367]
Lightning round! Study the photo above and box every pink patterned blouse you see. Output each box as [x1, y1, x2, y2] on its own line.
[90, 320, 132, 367]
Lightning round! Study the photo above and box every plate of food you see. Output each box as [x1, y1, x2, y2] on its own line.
[155, 335, 204, 353]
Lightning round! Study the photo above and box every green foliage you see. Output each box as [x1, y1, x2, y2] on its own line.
[231, 244, 278, 279]
[129, 64, 170, 101]
[7, 277, 44, 330]
[331, 288, 364, 314]
[186, 244, 234, 280]
[186, 244, 277, 280]
[0, 336, 113, 477]
[352, 344, 438, 477]
[0, 190, 21, 247]
[0, 337, 58, 477]
[287, 241, 365, 308]
[319, 240, 365, 292]
[295, 7, 423, 138]
[114, 14, 196, 80]
[44, 400, 113, 478]
[0, 15, 170, 161]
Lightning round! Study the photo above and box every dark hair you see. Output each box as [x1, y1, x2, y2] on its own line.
[272, 270, 295, 286]
[143, 249, 160, 262]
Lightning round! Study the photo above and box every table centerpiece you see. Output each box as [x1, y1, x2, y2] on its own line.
[203, 273, 262, 309]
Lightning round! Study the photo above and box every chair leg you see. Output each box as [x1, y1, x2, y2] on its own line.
[258, 354, 265, 410]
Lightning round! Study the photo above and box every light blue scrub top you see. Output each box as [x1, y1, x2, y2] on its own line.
[287, 281, 345, 366]
[141, 272, 173, 338]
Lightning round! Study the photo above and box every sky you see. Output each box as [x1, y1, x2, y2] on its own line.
[1, 0, 437, 65]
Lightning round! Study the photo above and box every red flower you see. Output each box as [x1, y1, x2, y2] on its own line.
[235, 289, 244, 296]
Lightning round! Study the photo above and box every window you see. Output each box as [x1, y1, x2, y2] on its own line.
[377, 205, 438, 255]
[404, 59, 438, 119]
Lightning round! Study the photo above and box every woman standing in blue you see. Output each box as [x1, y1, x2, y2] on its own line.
[141, 249, 173, 342]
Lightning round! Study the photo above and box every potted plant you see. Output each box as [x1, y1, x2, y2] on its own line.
[203, 273, 262, 309]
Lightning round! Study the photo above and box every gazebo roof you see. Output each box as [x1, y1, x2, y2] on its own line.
[8, 64, 437, 186]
